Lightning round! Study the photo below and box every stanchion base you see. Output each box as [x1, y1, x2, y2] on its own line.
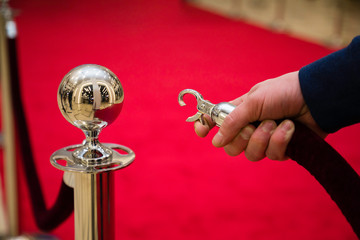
[1, 233, 58, 240]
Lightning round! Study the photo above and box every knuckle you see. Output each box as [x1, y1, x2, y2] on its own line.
[246, 91, 258, 103]
[224, 148, 240, 157]
[245, 150, 264, 162]
[224, 144, 243, 157]
[244, 95, 264, 121]
[251, 133, 269, 148]
[248, 82, 262, 94]
[266, 151, 279, 160]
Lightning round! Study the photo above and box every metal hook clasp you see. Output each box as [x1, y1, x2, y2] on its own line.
[178, 89, 215, 124]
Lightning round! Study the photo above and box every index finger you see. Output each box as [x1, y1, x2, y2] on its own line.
[194, 114, 216, 137]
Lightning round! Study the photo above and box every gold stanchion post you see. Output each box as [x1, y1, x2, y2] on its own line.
[51, 64, 135, 240]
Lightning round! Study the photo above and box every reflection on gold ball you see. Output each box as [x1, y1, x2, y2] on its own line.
[58, 64, 124, 127]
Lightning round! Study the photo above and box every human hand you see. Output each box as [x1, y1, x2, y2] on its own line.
[195, 71, 327, 161]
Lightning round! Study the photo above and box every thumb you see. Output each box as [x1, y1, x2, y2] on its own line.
[212, 99, 257, 147]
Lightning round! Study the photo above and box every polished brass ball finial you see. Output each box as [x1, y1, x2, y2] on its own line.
[58, 64, 124, 130]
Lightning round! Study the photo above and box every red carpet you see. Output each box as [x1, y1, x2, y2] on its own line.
[8, 0, 360, 239]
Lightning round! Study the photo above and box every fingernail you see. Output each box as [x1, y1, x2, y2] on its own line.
[281, 120, 294, 140]
[212, 132, 223, 147]
[203, 117, 210, 128]
[281, 120, 293, 131]
[195, 120, 209, 131]
[239, 126, 254, 140]
[260, 120, 276, 133]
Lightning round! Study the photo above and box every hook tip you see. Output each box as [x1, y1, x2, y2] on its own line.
[178, 89, 203, 106]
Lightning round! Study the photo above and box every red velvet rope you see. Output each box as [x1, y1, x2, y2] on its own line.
[288, 122, 360, 238]
[8, 38, 74, 232]
[250, 120, 360, 238]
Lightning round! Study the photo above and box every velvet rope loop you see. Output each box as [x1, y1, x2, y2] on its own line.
[8, 38, 73, 232]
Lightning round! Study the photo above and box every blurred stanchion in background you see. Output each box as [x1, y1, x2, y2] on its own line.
[0, 0, 74, 238]
[0, 0, 18, 237]
[187, 0, 360, 48]
[0, 1, 71, 238]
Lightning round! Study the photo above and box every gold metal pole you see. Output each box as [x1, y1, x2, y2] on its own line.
[51, 65, 135, 240]
[0, 11, 18, 237]
[74, 172, 114, 240]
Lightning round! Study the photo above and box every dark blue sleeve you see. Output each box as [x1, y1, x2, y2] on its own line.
[299, 36, 360, 133]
